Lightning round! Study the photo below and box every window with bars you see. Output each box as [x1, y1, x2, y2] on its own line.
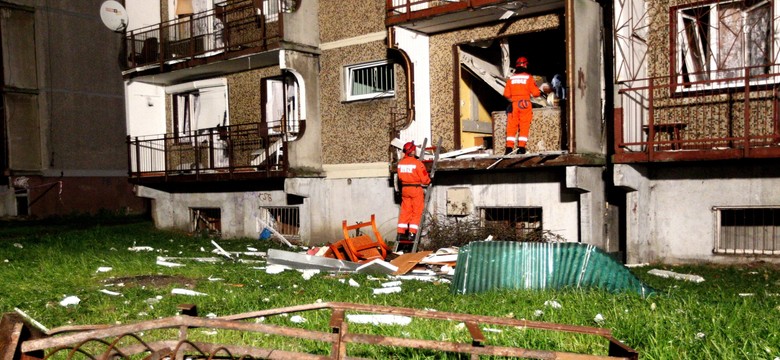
[479, 207, 543, 239]
[714, 207, 780, 255]
[344, 60, 395, 101]
[674, 0, 775, 87]
[259, 206, 301, 240]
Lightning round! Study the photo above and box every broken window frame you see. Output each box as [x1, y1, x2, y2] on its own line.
[713, 206, 780, 255]
[479, 206, 543, 239]
[673, 0, 776, 91]
[170, 80, 229, 143]
[262, 72, 301, 139]
[343, 60, 396, 102]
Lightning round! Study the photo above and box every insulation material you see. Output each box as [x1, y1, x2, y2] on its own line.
[451, 241, 654, 296]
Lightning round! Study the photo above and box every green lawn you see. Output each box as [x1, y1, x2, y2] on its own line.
[1, 216, 779, 359]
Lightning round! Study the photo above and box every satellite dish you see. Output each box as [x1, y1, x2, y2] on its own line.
[100, 0, 128, 32]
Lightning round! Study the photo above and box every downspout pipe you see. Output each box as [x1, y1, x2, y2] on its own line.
[387, 27, 415, 129]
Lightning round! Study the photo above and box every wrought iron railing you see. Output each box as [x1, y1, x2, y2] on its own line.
[127, 120, 303, 179]
[615, 66, 780, 162]
[125, 0, 283, 69]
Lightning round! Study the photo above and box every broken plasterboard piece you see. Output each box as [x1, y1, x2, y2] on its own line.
[420, 253, 458, 264]
[99, 289, 122, 296]
[267, 249, 360, 272]
[156, 258, 184, 267]
[647, 269, 705, 283]
[389, 251, 432, 275]
[356, 259, 399, 275]
[346, 314, 412, 326]
[211, 240, 232, 259]
[171, 288, 208, 296]
[373, 286, 402, 295]
[438, 146, 483, 159]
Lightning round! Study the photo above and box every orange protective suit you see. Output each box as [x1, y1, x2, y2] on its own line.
[397, 154, 431, 235]
[503, 72, 541, 149]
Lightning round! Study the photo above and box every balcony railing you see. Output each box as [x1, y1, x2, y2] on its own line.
[125, 0, 282, 69]
[127, 120, 303, 181]
[615, 67, 780, 163]
[386, 0, 497, 24]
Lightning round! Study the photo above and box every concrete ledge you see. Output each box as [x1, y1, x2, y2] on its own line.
[323, 162, 390, 179]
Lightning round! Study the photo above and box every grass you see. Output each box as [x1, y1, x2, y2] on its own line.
[1, 216, 780, 359]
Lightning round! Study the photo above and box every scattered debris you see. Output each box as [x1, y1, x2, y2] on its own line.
[373, 286, 402, 295]
[96, 266, 112, 273]
[356, 259, 398, 275]
[647, 269, 705, 283]
[265, 264, 289, 274]
[594, 313, 605, 324]
[347, 314, 412, 326]
[59, 296, 80, 307]
[256, 217, 294, 247]
[99, 289, 122, 296]
[156, 257, 184, 267]
[299, 269, 320, 280]
[13, 243, 23, 248]
[389, 251, 432, 275]
[267, 249, 360, 272]
[290, 315, 307, 323]
[348, 279, 360, 287]
[210, 240, 232, 259]
[544, 300, 562, 309]
[380, 281, 402, 288]
[128, 246, 154, 252]
[171, 288, 208, 296]
[13, 307, 50, 333]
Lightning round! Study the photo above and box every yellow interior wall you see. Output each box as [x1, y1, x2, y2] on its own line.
[459, 73, 495, 149]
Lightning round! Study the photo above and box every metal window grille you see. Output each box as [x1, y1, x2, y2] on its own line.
[479, 207, 543, 239]
[345, 61, 395, 101]
[260, 206, 300, 241]
[714, 207, 780, 255]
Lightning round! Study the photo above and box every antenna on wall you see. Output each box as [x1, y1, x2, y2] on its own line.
[99, 0, 128, 32]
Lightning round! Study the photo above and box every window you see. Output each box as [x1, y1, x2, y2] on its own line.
[714, 207, 780, 255]
[675, 0, 775, 87]
[259, 206, 300, 241]
[263, 73, 300, 136]
[480, 207, 543, 239]
[344, 60, 395, 101]
[171, 83, 228, 142]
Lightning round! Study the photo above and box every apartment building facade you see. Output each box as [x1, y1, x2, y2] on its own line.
[1, 1, 145, 218]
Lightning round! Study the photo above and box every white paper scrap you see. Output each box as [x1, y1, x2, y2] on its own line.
[96, 266, 113, 273]
[59, 295, 80, 307]
[290, 315, 307, 323]
[348, 278, 360, 287]
[300, 269, 320, 280]
[171, 288, 208, 296]
[266, 264, 289, 274]
[373, 286, 401, 295]
[128, 246, 154, 252]
[544, 300, 562, 309]
[347, 314, 412, 326]
[156, 258, 184, 267]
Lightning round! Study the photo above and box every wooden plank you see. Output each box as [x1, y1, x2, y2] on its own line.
[389, 251, 433, 275]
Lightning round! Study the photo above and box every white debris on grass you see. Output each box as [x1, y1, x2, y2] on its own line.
[647, 269, 705, 283]
[594, 313, 605, 324]
[650, 303, 657, 311]
[624, 263, 649, 268]
[14, 308, 50, 333]
[211, 240, 232, 259]
[128, 246, 154, 252]
[13, 243, 23, 248]
[208, 275, 224, 281]
[266, 264, 289, 274]
[206, 313, 218, 319]
[739, 293, 755, 297]
[96, 266, 113, 273]
[99, 289, 122, 296]
[300, 269, 320, 280]
[247, 246, 258, 251]
[156, 258, 184, 267]
[349, 279, 360, 287]
[373, 286, 401, 295]
[171, 288, 208, 296]
[483, 327, 502, 333]
[290, 315, 307, 323]
[347, 314, 412, 326]
[544, 300, 562, 309]
[533, 310, 544, 317]
[59, 295, 80, 307]
[695, 332, 706, 340]
[380, 281, 402, 288]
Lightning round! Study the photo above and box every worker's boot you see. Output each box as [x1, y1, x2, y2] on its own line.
[504, 147, 514, 155]
[517, 147, 526, 154]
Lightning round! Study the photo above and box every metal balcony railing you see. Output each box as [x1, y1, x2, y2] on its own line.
[125, 0, 283, 69]
[615, 66, 780, 162]
[386, 0, 507, 24]
[127, 119, 303, 180]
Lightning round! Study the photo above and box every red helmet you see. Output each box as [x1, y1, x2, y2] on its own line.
[516, 56, 528, 68]
[403, 141, 416, 155]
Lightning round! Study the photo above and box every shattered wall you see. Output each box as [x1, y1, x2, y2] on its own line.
[429, 14, 561, 151]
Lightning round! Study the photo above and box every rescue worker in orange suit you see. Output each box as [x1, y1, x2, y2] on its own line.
[396, 141, 431, 250]
[503, 56, 541, 155]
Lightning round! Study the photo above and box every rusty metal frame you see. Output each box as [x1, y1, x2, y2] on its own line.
[3, 302, 638, 360]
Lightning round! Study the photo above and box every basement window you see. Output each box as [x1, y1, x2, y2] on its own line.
[480, 207, 543, 240]
[674, 0, 776, 89]
[259, 206, 301, 241]
[191, 208, 221, 236]
[344, 60, 395, 102]
[714, 207, 780, 255]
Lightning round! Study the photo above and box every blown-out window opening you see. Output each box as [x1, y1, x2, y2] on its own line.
[259, 206, 300, 241]
[479, 206, 543, 240]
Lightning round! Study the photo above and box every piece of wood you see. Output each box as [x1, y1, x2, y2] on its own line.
[389, 251, 432, 275]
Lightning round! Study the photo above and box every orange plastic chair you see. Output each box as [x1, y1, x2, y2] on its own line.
[341, 214, 390, 263]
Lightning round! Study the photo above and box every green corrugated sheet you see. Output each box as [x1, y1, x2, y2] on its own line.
[450, 241, 654, 296]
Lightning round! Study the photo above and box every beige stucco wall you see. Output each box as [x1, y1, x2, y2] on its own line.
[319, 0, 386, 43]
[430, 14, 560, 151]
[227, 67, 280, 124]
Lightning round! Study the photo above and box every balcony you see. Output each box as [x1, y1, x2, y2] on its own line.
[127, 120, 304, 186]
[614, 67, 780, 163]
[386, 0, 564, 33]
[124, 0, 282, 75]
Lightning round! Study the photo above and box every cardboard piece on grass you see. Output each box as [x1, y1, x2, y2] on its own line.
[356, 259, 398, 275]
[267, 249, 360, 272]
[389, 251, 432, 275]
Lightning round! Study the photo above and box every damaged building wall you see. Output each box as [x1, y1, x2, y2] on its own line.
[429, 14, 561, 152]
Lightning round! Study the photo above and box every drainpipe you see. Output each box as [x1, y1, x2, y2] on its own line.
[386, 27, 415, 129]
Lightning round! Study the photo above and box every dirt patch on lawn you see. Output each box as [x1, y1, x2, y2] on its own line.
[105, 275, 197, 289]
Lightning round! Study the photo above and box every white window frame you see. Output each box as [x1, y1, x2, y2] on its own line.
[674, 0, 778, 91]
[343, 60, 396, 102]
